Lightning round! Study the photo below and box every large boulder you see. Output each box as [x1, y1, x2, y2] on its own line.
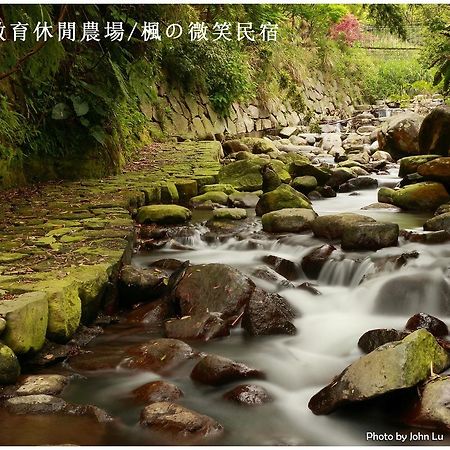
[391, 182, 450, 211]
[241, 288, 296, 336]
[136, 205, 191, 225]
[377, 112, 423, 160]
[417, 157, 450, 183]
[255, 185, 312, 216]
[418, 106, 450, 156]
[0, 343, 20, 385]
[341, 222, 399, 251]
[309, 329, 450, 415]
[140, 402, 223, 443]
[261, 208, 317, 233]
[398, 155, 440, 178]
[172, 264, 255, 321]
[311, 213, 376, 240]
[218, 159, 265, 191]
[191, 354, 264, 386]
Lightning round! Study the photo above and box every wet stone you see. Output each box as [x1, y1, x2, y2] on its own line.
[191, 354, 264, 386]
[0, 374, 69, 398]
[125, 299, 171, 327]
[262, 255, 300, 281]
[223, 384, 273, 406]
[358, 329, 408, 354]
[301, 244, 336, 279]
[405, 313, 449, 337]
[131, 380, 183, 404]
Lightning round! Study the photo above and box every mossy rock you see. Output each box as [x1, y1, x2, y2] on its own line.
[423, 212, 450, 232]
[391, 182, 450, 211]
[218, 159, 265, 192]
[190, 192, 228, 207]
[291, 176, 318, 194]
[262, 208, 317, 233]
[378, 187, 395, 204]
[136, 205, 192, 225]
[200, 184, 237, 195]
[288, 162, 331, 185]
[160, 182, 179, 204]
[0, 292, 48, 354]
[276, 152, 310, 166]
[174, 179, 198, 203]
[417, 157, 450, 182]
[0, 343, 20, 385]
[142, 184, 162, 204]
[270, 160, 291, 183]
[398, 155, 440, 178]
[311, 213, 376, 240]
[309, 329, 450, 414]
[234, 151, 257, 160]
[341, 222, 399, 251]
[255, 185, 312, 216]
[213, 208, 247, 221]
[240, 137, 277, 154]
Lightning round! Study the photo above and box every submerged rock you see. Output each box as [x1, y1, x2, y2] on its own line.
[131, 380, 183, 404]
[136, 205, 191, 225]
[164, 313, 230, 341]
[309, 329, 450, 415]
[241, 288, 296, 336]
[212, 208, 247, 220]
[125, 299, 171, 327]
[0, 374, 69, 398]
[125, 338, 194, 374]
[255, 185, 312, 216]
[341, 222, 399, 251]
[261, 208, 317, 233]
[391, 182, 450, 211]
[172, 263, 255, 321]
[191, 354, 264, 386]
[405, 313, 448, 337]
[358, 329, 408, 354]
[311, 213, 375, 240]
[140, 402, 223, 443]
[223, 384, 272, 406]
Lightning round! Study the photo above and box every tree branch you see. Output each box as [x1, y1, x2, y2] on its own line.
[0, 4, 68, 82]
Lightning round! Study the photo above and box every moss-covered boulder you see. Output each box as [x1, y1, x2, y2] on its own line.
[160, 182, 179, 204]
[377, 187, 396, 204]
[142, 184, 162, 204]
[417, 157, 450, 183]
[391, 182, 450, 211]
[288, 163, 330, 185]
[240, 137, 277, 154]
[233, 151, 257, 160]
[309, 329, 450, 415]
[174, 179, 198, 203]
[200, 184, 237, 195]
[213, 208, 247, 220]
[0, 343, 20, 385]
[398, 155, 440, 178]
[270, 160, 291, 183]
[136, 205, 192, 224]
[0, 292, 48, 354]
[255, 185, 312, 216]
[190, 192, 228, 208]
[291, 176, 318, 193]
[262, 208, 317, 233]
[341, 222, 399, 251]
[218, 159, 264, 191]
[311, 213, 376, 240]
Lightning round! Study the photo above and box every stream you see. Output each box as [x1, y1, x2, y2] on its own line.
[3, 167, 450, 445]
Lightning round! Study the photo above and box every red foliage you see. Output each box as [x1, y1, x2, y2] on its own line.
[330, 14, 363, 46]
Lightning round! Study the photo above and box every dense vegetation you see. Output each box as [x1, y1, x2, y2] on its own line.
[0, 4, 448, 170]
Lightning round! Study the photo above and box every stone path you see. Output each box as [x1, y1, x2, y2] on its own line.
[0, 141, 221, 361]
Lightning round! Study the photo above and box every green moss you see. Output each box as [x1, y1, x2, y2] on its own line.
[190, 191, 228, 206]
[200, 184, 237, 195]
[0, 343, 20, 385]
[136, 204, 192, 224]
[256, 184, 312, 216]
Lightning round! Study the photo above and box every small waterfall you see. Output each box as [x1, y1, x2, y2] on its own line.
[318, 258, 376, 287]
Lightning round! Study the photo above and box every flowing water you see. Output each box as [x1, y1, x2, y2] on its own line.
[5, 168, 450, 445]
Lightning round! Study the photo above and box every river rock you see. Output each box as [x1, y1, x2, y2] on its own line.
[261, 164, 282, 192]
[241, 288, 296, 336]
[377, 187, 395, 204]
[241, 137, 277, 154]
[262, 255, 299, 280]
[125, 299, 171, 326]
[223, 140, 250, 155]
[261, 208, 317, 233]
[173, 263, 255, 321]
[119, 266, 167, 305]
[223, 384, 272, 406]
[398, 155, 441, 177]
[212, 208, 247, 220]
[0, 374, 69, 398]
[361, 202, 400, 210]
[316, 185, 336, 198]
[0, 343, 20, 385]
[418, 157, 450, 183]
[136, 205, 191, 225]
[131, 380, 183, 404]
[200, 184, 237, 195]
[218, 159, 264, 191]
[325, 168, 356, 189]
[125, 338, 194, 374]
[191, 354, 264, 386]
[358, 329, 408, 354]
[190, 192, 228, 209]
[371, 150, 393, 162]
[149, 258, 183, 272]
[251, 266, 294, 289]
[140, 402, 223, 443]
[164, 313, 229, 341]
[391, 182, 450, 211]
[341, 222, 399, 251]
[311, 213, 376, 240]
[338, 177, 378, 193]
[296, 282, 321, 295]
[309, 329, 450, 415]
[405, 313, 448, 337]
[418, 106, 450, 156]
[291, 176, 318, 194]
[377, 112, 423, 160]
[301, 244, 336, 279]
[424, 212, 450, 232]
[288, 163, 330, 185]
[255, 185, 311, 216]
[228, 192, 259, 208]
